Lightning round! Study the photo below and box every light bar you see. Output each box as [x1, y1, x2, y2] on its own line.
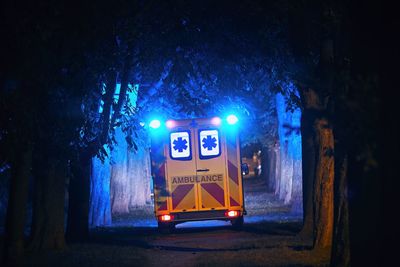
[226, 114, 238, 125]
[149, 119, 161, 129]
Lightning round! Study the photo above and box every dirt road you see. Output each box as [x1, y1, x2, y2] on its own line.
[89, 176, 325, 266]
[3, 177, 329, 266]
[83, 218, 327, 267]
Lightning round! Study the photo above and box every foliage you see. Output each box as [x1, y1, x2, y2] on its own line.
[130, 0, 299, 148]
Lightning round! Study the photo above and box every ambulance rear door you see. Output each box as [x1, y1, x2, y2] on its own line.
[194, 122, 229, 211]
[166, 124, 198, 213]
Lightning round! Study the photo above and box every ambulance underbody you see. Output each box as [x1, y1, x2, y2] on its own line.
[150, 117, 245, 231]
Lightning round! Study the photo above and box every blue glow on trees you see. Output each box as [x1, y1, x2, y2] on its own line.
[89, 80, 154, 226]
[128, 84, 139, 108]
[98, 100, 104, 113]
[109, 128, 152, 214]
[275, 92, 303, 214]
[114, 83, 121, 103]
[89, 146, 112, 227]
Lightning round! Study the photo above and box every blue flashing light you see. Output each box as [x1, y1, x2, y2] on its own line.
[226, 114, 238, 125]
[149, 119, 161, 129]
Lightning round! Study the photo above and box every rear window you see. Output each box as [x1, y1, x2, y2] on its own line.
[169, 130, 192, 160]
[199, 129, 221, 159]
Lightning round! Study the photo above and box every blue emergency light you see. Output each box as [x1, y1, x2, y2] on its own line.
[226, 114, 238, 125]
[149, 119, 161, 129]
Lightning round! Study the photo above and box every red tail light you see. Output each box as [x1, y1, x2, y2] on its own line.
[166, 120, 176, 128]
[159, 214, 173, 222]
[225, 210, 239, 218]
[210, 117, 222, 126]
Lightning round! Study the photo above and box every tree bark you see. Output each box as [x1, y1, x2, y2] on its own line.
[331, 154, 350, 266]
[89, 154, 112, 227]
[3, 147, 32, 264]
[128, 147, 152, 208]
[298, 87, 335, 252]
[29, 157, 66, 250]
[312, 18, 335, 251]
[110, 128, 130, 215]
[66, 150, 91, 242]
[274, 146, 281, 196]
[298, 108, 315, 239]
[313, 117, 334, 250]
[279, 140, 293, 204]
[110, 155, 130, 215]
[262, 146, 275, 192]
[291, 154, 303, 214]
[268, 147, 277, 192]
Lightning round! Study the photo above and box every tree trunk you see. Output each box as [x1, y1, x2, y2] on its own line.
[279, 141, 293, 204]
[298, 108, 316, 239]
[291, 155, 303, 214]
[311, 24, 335, 251]
[110, 128, 130, 215]
[331, 154, 350, 266]
[262, 146, 275, 192]
[3, 147, 32, 264]
[274, 146, 281, 196]
[128, 147, 152, 208]
[276, 93, 292, 204]
[89, 155, 112, 227]
[110, 128, 152, 215]
[29, 157, 66, 250]
[268, 147, 277, 192]
[313, 117, 334, 250]
[66, 150, 91, 242]
[110, 157, 130, 215]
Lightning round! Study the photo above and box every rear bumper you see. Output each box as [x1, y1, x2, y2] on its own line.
[161, 209, 244, 223]
[173, 210, 226, 221]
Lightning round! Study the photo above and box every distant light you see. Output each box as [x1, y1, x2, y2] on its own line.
[226, 114, 238, 125]
[211, 117, 222, 126]
[166, 120, 175, 129]
[139, 122, 145, 127]
[226, 210, 239, 217]
[149, 119, 161, 129]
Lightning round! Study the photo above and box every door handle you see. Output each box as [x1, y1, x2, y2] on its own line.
[197, 168, 210, 172]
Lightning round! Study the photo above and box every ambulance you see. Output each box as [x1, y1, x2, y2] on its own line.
[149, 115, 246, 231]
